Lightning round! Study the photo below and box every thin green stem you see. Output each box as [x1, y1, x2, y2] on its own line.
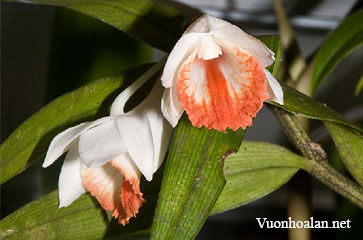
[272, 107, 363, 209]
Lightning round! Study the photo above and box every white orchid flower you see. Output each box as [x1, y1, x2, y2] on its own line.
[161, 14, 284, 132]
[43, 61, 172, 225]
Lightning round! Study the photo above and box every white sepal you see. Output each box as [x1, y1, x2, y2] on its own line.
[78, 119, 127, 168]
[208, 15, 275, 68]
[161, 87, 184, 127]
[111, 59, 167, 116]
[58, 145, 86, 207]
[43, 117, 111, 168]
[143, 82, 173, 172]
[115, 110, 154, 181]
[264, 69, 284, 105]
[161, 34, 199, 88]
[116, 81, 171, 181]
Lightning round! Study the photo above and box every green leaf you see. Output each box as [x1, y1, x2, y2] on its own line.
[0, 65, 150, 184]
[268, 84, 363, 133]
[258, 35, 282, 75]
[263, 34, 359, 133]
[0, 192, 106, 240]
[0, 162, 165, 239]
[13, 0, 188, 52]
[0, 141, 305, 239]
[311, 9, 363, 94]
[212, 141, 305, 214]
[150, 115, 245, 240]
[325, 122, 363, 187]
[0, 191, 151, 240]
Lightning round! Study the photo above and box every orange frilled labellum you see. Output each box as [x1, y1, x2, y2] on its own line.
[81, 158, 145, 226]
[176, 47, 268, 131]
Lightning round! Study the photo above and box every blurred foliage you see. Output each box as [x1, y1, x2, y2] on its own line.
[312, 8, 363, 94]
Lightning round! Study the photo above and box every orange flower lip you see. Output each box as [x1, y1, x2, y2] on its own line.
[177, 46, 268, 132]
[81, 154, 145, 226]
[161, 14, 284, 131]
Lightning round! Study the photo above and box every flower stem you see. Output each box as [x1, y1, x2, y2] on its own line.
[272, 107, 363, 209]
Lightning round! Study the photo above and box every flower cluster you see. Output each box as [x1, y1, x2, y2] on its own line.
[43, 14, 283, 225]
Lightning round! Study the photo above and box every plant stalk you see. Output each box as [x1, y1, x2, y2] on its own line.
[272, 107, 363, 209]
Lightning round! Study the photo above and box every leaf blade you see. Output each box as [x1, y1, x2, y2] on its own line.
[325, 122, 363, 187]
[150, 115, 245, 240]
[0, 65, 149, 184]
[268, 84, 363, 133]
[0, 191, 151, 240]
[0, 192, 107, 240]
[14, 0, 188, 52]
[0, 163, 165, 240]
[1, 141, 305, 239]
[212, 141, 305, 214]
[311, 9, 363, 94]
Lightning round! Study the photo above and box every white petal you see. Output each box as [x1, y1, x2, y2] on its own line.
[116, 81, 171, 181]
[161, 48, 199, 127]
[209, 15, 275, 68]
[58, 145, 86, 207]
[111, 59, 167, 116]
[148, 114, 172, 173]
[161, 34, 199, 88]
[115, 109, 154, 181]
[184, 14, 274, 67]
[197, 34, 222, 60]
[264, 69, 284, 105]
[184, 14, 226, 33]
[144, 82, 173, 173]
[161, 87, 184, 127]
[43, 117, 111, 168]
[79, 119, 127, 168]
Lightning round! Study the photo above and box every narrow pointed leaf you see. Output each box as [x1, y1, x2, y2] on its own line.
[10, 0, 188, 52]
[261, 33, 362, 134]
[325, 122, 363, 187]
[211, 141, 305, 214]
[0, 166, 165, 239]
[1, 141, 304, 239]
[0, 192, 151, 240]
[0, 65, 150, 184]
[311, 9, 363, 94]
[268, 84, 363, 133]
[150, 115, 245, 240]
[258, 35, 282, 75]
[0, 192, 107, 240]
